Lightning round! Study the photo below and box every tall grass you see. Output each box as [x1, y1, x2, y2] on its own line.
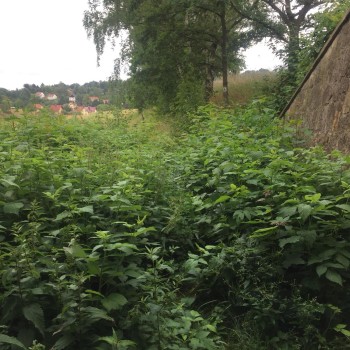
[211, 70, 276, 106]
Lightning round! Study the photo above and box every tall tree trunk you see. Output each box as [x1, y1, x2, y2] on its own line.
[220, 3, 229, 106]
[205, 66, 215, 101]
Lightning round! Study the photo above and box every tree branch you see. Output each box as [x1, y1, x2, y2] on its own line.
[229, 0, 288, 42]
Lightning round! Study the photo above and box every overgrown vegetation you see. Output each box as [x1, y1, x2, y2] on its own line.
[1, 2, 349, 349]
[1, 104, 350, 349]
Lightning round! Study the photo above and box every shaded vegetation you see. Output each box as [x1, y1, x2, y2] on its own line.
[1, 104, 350, 349]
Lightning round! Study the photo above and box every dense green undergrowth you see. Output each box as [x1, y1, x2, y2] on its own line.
[1, 105, 350, 349]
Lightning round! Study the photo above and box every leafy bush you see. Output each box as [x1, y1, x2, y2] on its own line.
[172, 103, 350, 348]
[1, 105, 350, 349]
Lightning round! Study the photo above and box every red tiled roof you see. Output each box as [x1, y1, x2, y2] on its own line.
[50, 104, 62, 113]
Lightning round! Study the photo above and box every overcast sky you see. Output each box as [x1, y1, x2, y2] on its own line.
[0, 0, 281, 91]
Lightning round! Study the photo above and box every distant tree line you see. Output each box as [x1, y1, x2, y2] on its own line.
[0, 80, 132, 114]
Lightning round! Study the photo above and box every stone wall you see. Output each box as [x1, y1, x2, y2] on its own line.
[285, 12, 350, 153]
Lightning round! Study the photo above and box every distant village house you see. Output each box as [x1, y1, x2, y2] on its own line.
[47, 94, 58, 101]
[35, 92, 45, 99]
[50, 104, 63, 114]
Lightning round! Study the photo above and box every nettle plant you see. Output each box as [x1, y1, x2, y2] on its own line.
[172, 103, 350, 348]
[1, 105, 350, 349]
[0, 113, 221, 350]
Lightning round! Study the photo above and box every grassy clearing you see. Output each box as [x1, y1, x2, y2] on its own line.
[211, 70, 276, 106]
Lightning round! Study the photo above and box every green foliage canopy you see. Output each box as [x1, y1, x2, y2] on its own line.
[84, 0, 254, 111]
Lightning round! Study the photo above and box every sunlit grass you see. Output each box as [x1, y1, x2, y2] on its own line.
[211, 70, 276, 106]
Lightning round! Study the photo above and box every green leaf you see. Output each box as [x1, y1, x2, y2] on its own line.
[335, 324, 347, 330]
[298, 204, 313, 221]
[305, 193, 321, 202]
[83, 306, 113, 321]
[204, 324, 217, 333]
[98, 336, 118, 346]
[340, 249, 350, 259]
[132, 226, 156, 237]
[102, 293, 128, 311]
[77, 205, 94, 214]
[279, 206, 298, 218]
[279, 236, 300, 248]
[52, 334, 75, 350]
[87, 261, 100, 274]
[302, 230, 317, 245]
[336, 254, 350, 268]
[3, 202, 24, 215]
[336, 204, 350, 212]
[335, 324, 350, 337]
[283, 255, 305, 268]
[64, 243, 87, 258]
[214, 195, 230, 204]
[325, 270, 342, 285]
[125, 269, 141, 278]
[308, 255, 327, 265]
[85, 289, 104, 298]
[118, 339, 137, 347]
[340, 329, 350, 337]
[316, 265, 328, 277]
[55, 211, 71, 221]
[107, 243, 137, 253]
[22, 303, 45, 335]
[250, 226, 277, 238]
[1, 178, 20, 189]
[0, 334, 27, 349]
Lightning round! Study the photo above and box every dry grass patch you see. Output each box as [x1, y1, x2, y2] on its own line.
[212, 70, 276, 106]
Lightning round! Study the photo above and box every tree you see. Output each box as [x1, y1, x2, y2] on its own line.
[0, 96, 11, 114]
[188, 0, 256, 105]
[18, 87, 31, 105]
[23, 83, 40, 93]
[297, 0, 350, 79]
[108, 79, 131, 108]
[83, 0, 251, 110]
[231, 0, 333, 77]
